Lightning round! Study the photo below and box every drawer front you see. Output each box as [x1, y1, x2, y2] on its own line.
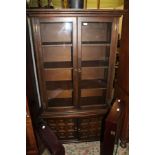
[78, 116, 103, 141]
[46, 118, 77, 140]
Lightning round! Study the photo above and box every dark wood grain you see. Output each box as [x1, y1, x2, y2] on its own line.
[27, 9, 125, 17]
[116, 0, 129, 147]
[26, 19, 40, 118]
[106, 17, 119, 105]
[78, 116, 103, 140]
[45, 118, 78, 140]
[27, 9, 123, 143]
[30, 17, 48, 109]
[101, 99, 123, 155]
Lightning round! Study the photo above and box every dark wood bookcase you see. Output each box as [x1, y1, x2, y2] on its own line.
[27, 9, 123, 142]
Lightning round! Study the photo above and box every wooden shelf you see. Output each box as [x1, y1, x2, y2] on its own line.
[82, 66, 109, 70]
[82, 60, 109, 67]
[82, 41, 111, 46]
[44, 62, 73, 68]
[42, 42, 72, 46]
[46, 81, 73, 90]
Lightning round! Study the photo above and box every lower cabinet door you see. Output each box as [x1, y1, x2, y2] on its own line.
[46, 118, 78, 140]
[78, 116, 103, 141]
[45, 115, 104, 142]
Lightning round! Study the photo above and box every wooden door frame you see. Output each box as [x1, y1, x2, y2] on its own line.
[77, 16, 119, 108]
[30, 17, 78, 112]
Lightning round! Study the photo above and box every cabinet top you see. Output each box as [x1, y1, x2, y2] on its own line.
[27, 9, 125, 17]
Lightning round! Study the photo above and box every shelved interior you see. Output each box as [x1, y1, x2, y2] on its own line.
[80, 22, 112, 106]
[40, 22, 74, 107]
[38, 20, 113, 108]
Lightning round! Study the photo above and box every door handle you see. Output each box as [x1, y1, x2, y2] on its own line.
[78, 69, 81, 73]
[74, 69, 81, 72]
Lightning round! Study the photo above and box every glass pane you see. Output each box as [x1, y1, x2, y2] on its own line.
[40, 22, 72, 43]
[80, 22, 112, 106]
[40, 22, 74, 107]
[81, 22, 112, 43]
[81, 46, 110, 67]
[80, 88, 106, 105]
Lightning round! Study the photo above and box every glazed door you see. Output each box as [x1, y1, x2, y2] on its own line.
[31, 17, 78, 111]
[78, 17, 119, 109]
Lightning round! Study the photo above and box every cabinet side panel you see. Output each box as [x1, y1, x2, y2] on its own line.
[27, 18, 42, 108]
[106, 17, 119, 105]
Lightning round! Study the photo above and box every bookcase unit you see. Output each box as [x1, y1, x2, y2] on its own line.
[27, 9, 123, 142]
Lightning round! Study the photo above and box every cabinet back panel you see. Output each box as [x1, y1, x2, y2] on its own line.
[82, 67, 108, 80]
[46, 81, 73, 90]
[82, 46, 110, 61]
[80, 96, 105, 105]
[81, 22, 111, 43]
[40, 23, 72, 43]
[81, 88, 106, 97]
[47, 90, 72, 99]
[48, 98, 73, 107]
[42, 46, 71, 62]
[44, 69, 72, 81]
